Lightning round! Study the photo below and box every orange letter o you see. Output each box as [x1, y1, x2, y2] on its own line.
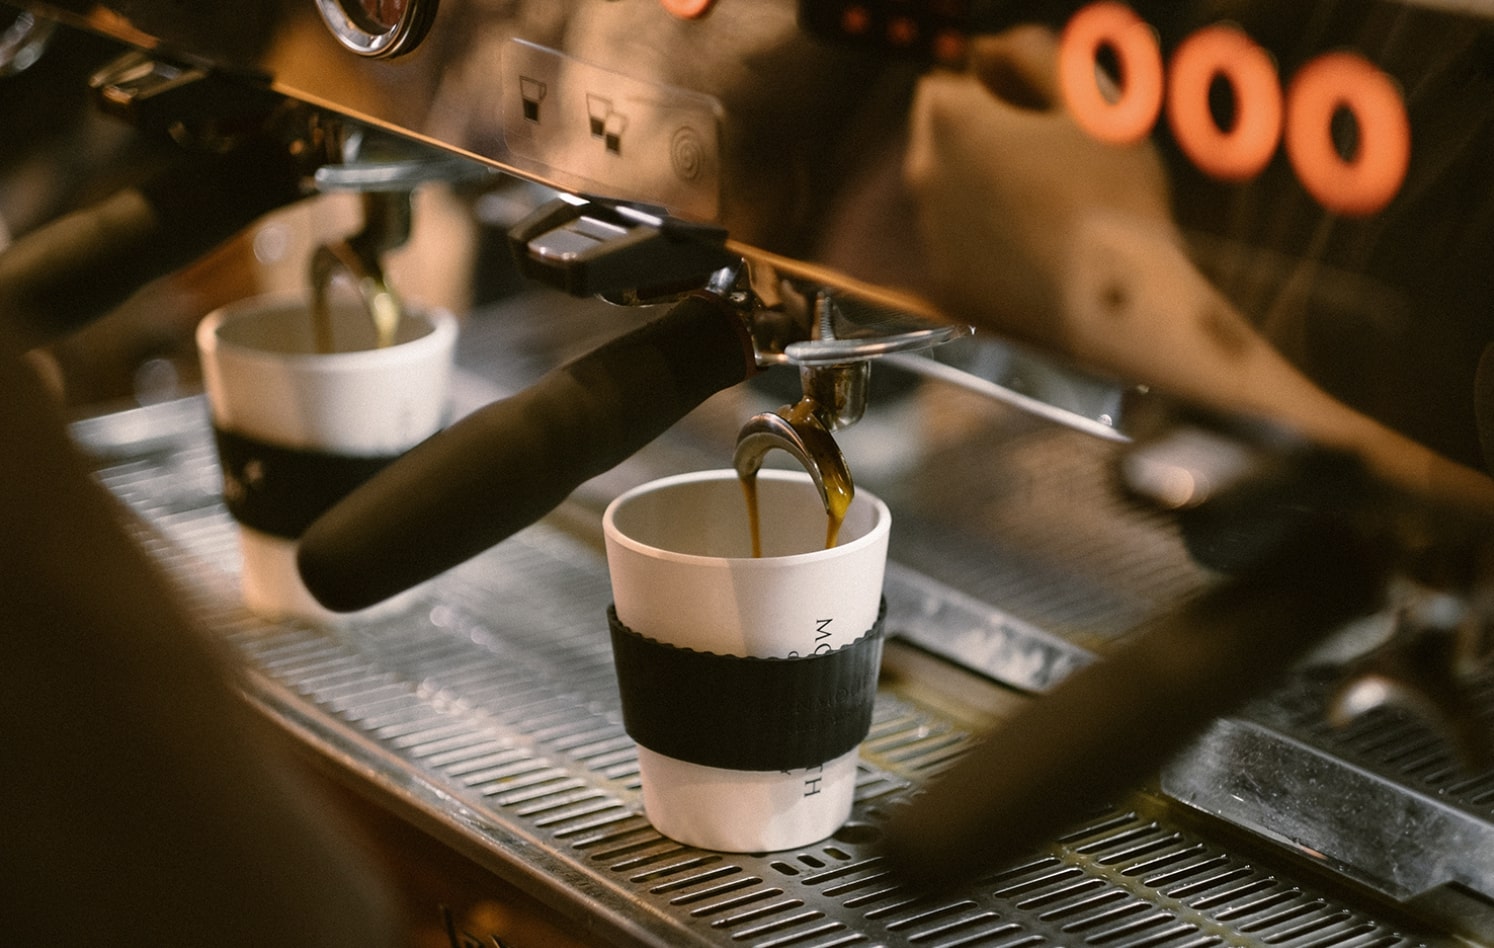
[1284, 52, 1410, 217]
[659, 0, 714, 19]
[1166, 25, 1282, 181]
[1059, 2, 1164, 146]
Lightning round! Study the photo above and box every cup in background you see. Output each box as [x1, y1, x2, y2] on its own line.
[197, 291, 457, 621]
[603, 469, 890, 852]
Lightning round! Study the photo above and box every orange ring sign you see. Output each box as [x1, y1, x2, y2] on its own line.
[1285, 51, 1411, 217]
[660, 0, 715, 19]
[1058, 2, 1412, 215]
[1166, 25, 1282, 182]
[1059, 1, 1164, 146]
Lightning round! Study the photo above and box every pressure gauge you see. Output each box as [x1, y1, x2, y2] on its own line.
[315, 0, 436, 58]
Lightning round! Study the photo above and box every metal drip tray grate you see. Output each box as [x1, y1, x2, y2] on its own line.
[84, 397, 1460, 947]
[1164, 669, 1494, 922]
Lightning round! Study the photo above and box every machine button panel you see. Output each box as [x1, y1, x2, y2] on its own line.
[501, 40, 722, 223]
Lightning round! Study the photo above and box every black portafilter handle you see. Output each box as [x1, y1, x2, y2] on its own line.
[878, 488, 1388, 891]
[0, 138, 305, 348]
[880, 547, 1387, 890]
[297, 290, 757, 613]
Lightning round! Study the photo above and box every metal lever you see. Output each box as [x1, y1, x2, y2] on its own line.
[0, 9, 54, 77]
[507, 195, 736, 299]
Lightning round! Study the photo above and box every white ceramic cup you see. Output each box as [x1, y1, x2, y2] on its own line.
[197, 291, 457, 622]
[603, 469, 891, 852]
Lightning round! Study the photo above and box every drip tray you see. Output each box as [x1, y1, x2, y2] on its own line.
[83, 396, 1463, 947]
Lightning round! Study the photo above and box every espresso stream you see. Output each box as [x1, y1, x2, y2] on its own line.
[739, 398, 853, 558]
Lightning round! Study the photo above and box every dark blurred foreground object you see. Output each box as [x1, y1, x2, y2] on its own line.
[883, 406, 1493, 890]
[0, 315, 405, 945]
[0, 136, 306, 351]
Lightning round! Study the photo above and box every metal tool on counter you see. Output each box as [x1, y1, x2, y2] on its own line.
[296, 196, 970, 611]
[881, 402, 1494, 890]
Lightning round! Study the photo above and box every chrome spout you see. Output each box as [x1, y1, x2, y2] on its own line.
[733, 402, 853, 522]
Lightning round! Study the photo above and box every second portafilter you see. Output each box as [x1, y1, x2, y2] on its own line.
[297, 197, 969, 612]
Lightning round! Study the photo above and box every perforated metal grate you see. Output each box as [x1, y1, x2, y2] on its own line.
[1284, 673, 1494, 817]
[85, 398, 1456, 947]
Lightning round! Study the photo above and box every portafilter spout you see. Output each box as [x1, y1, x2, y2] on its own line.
[308, 129, 493, 352]
[734, 292, 969, 526]
[734, 403, 854, 528]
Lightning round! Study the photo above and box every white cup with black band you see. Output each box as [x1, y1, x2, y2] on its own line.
[197, 291, 457, 622]
[603, 469, 891, 852]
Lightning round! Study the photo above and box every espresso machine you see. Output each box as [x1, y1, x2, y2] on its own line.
[3, 1, 1494, 946]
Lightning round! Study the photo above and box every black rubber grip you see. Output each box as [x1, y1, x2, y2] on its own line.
[212, 426, 403, 540]
[297, 291, 755, 612]
[608, 601, 886, 772]
[879, 535, 1385, 890]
